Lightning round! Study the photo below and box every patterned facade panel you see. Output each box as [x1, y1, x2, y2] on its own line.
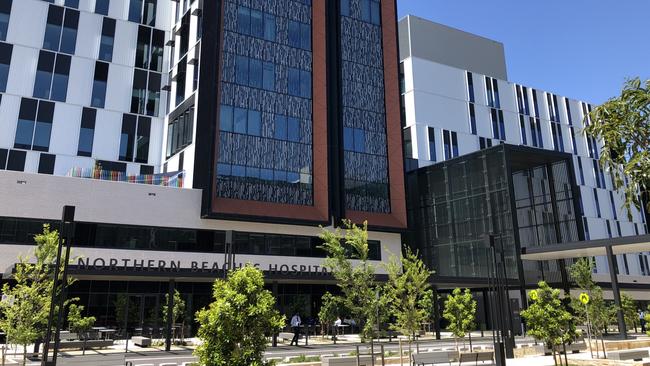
[341, 0, 390, 213]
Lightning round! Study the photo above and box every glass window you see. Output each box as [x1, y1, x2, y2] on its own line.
[0, 0, 11, 41]
[249, 58, 262, 88]
[288, 20, 300, 48]
[146, 71, 161, 117]
[370, 0, 381, 25]
[250, 9, 263, 38]
[247, 110, 261, 136]
[340, 0, 350, 17]
[43, 5, 63, 51]
[33, 51, 55, 99]
[274, 115, 287, 140]
[135, 26, 151, 69]
[14, 98, 37, 150]
[59, 9, 79, 54]
[237, 6, 250, 34]
[300, 23, 311, 50]
[263, 13, 275, 41]
[33, 101, 54, 151]
[220, 105, 233, 132]
[99, 17, 115, 62]
[300, 70, 311, 98]
[128, 0, 143, 23]
[51, 54, 70, 102]
[119, 114, 136, 161]
[235, 55, 248, 85]
[78, 107, 95, 157]
[135, 116, 150, 163]
[91, 61, 109, 108]
[131, 69, 147, 114]
[287, 117, 300, 142]
[143, 0, 156, 26]
[262, 62, 274, 91]
[343, 127, 354, 151]
[353, 128, 365, 152]
[288, 67, 300, 96]
[95, 0, 109, 15]
[0, 42, 12, 92]
[233, 107, 247, 134]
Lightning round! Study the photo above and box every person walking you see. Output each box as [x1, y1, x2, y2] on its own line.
[290, 312, 302, 346]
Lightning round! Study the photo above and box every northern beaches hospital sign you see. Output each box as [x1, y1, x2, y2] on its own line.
[76, 257, 330, 276]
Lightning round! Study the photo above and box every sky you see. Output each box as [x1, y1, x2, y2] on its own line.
[396, 0, 650, 105]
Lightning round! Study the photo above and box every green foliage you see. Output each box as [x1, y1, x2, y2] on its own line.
[67, 304, 96, 339]
[194, 265, 284, 366]
[521, 282, 576, 351]
[620, 292, 637, 332]
[319, 220, 379, 339]
[162, 289, 186, 324]
[384, 247, 433, 341]
[442, 288, 476, 349]
[0, 225, 76, 362]
[569, 258, 596, 291]
[584, 78, 650, 217]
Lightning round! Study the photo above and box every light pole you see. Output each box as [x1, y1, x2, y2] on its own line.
[42, 205, 75, 366]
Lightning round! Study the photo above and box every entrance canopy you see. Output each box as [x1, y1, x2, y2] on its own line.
[521, 234, 650, 261]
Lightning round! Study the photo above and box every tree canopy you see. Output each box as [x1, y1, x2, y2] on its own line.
[195, 265, 284, 366]
[585, 78, 650, 216]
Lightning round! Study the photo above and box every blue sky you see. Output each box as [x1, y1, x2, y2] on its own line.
[397, 0, 650, 104]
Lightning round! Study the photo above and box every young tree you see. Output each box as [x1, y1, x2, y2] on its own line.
[0, 225, 75, 365]
[162, 289, 187, 344]
[521, 282, 576, 366]
[620, 292, 638, 333]
[67, 304, 96, 355]
[442, 288, 476, 352]
[195, 265, 284, 366]
[384, 247, 433, 354]
[584, 78, 650, 217]
[319, 220, 379, 340]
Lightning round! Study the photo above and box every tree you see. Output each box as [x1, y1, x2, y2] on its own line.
[318, 292, 346, 337]
[620, 292, 637, 333]
[384, 247, 433, 354]
[442, 288, 476, 352]
[319, 220, 379, 340]
[521, 282, 576, 366]
[195, 265, 284, 366]
[162, 289, 187, 344]
[0, 225, 75, 365]
[67, 304, 96, 355]
[584, 78, 650, 217]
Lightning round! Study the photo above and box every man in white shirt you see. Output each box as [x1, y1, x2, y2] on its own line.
[290, 313, 301, 346]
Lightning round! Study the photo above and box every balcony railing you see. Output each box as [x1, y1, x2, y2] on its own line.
[66, 168, 185, 188]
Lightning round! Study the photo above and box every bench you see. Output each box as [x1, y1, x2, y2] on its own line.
[50, 339, 114, 350]
[131, 336, 152, 347]
[458, 351, 494, 365]
[412, 351, 454, 365]
[321, 355, 373, 366]
[609, 349, 649, 361]
[56, 354, 125, 366]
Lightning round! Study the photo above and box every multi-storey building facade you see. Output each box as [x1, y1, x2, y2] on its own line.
[0, 0, 406, 334]
[400, 16, 649, 299]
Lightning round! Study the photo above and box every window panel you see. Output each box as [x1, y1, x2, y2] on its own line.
[78, 107, 95, 157]
[119, 114, 136, 161]
[91, 62, 109, 108]
[95, 0, 109, 15]
[0, 42, 11, 92]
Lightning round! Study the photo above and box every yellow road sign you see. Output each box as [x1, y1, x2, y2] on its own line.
[580, 293, 590, 305]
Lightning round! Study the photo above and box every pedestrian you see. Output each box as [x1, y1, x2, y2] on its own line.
[640, 309, 646, 333]
[290, 312, 302, 346]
